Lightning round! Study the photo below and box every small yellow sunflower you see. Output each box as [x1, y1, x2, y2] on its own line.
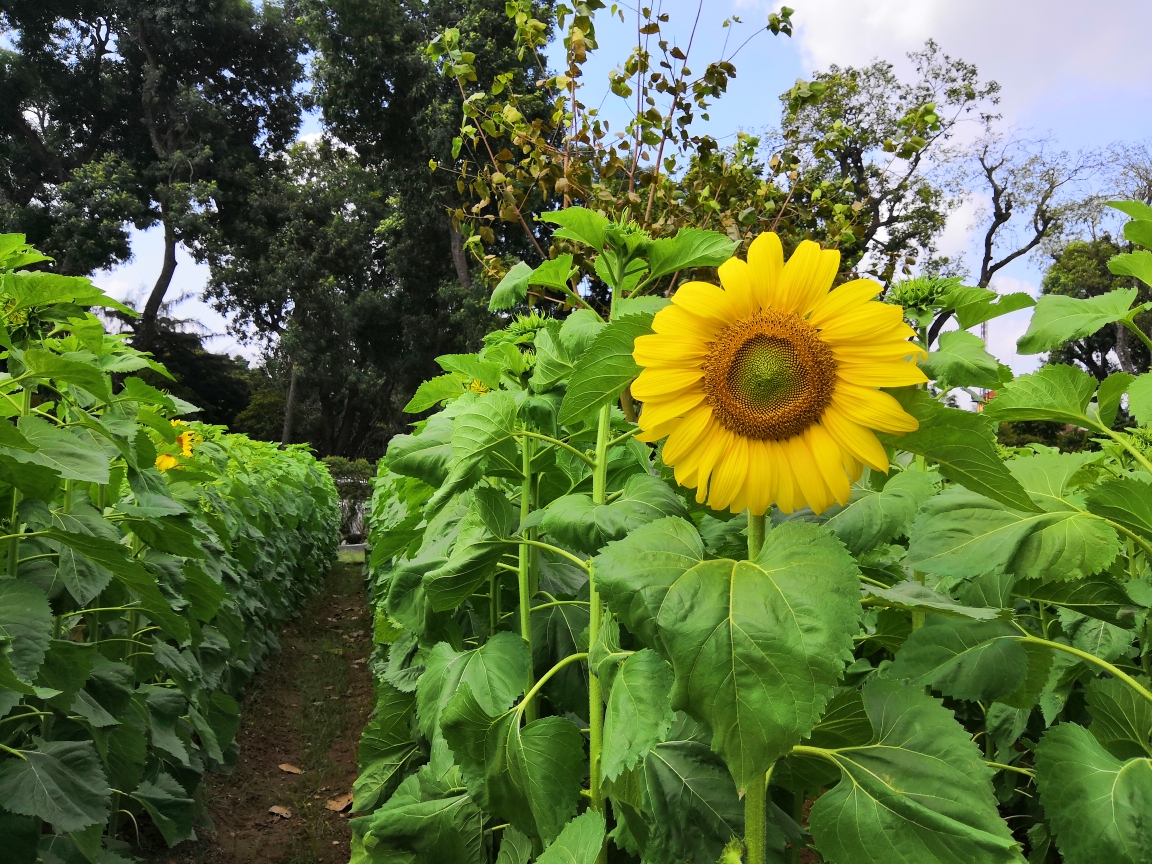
[155, 453, 178, 472]
[632, 232, 926, 516]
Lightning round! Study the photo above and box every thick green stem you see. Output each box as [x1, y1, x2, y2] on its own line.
[7, 385, 31, 576]
[489, 571, 499, 639]
[744, 775, 766, 864]
[1017, 634, 1152, 706]
[518, 435, 537, 723]
[587, 403, 612, 824]
[747, 512, 766, 561]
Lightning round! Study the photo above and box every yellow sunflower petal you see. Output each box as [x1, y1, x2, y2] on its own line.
[770, 441, 797, 513]
[808, 278, 884, 327]
[836, 360, 928, 388]
[746, 439, 774, 517]
[747, 232, 784, 308]
[777, 240, 840, 316]
[717, 258, 759, 319]
[670, 280, 740, 329]
[631, 366, 704, 401]
[816, 302, 906, 342]
[661, 403, 716, 465]
[820, 407, 890, 472]
[830, 336, 926, 363]
[806, 423, 852, 507]
[831, 382, 919, 433]
[678, 424, 730, 504]
[633, 333, 709, 367]
[637, 388, 707, 429]
[783, 435, 832, 514]
[653, 303, 723, 340]
[708, 435, 749, 511]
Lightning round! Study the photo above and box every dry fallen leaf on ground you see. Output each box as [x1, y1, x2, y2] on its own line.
[278, 763, 303, 774]
[269, 805, 292, 819]
[325, 793, 354, 812]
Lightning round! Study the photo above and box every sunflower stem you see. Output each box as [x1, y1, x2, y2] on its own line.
[744, 775, 766, 864]
[518, 434, 537, 724]
[587, 402, 612, 848]
[748, 512, 766, 561]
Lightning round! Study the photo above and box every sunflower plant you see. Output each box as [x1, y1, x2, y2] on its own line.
[350, 197, 1152, 864]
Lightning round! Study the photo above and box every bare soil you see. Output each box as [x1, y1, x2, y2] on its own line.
[138, 555, 374, 864]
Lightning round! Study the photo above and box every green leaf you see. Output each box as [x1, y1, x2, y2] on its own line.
[1013, 577, 1140, 629]
[541, 207, 609, 250]
[919, 330, 1007, 389]
[387, 413, 454, 488]
[888, 618, 1041, 703]
[0, 811, 39, 864]
[1098, 372, 1134, 427]
[132, 772, 195, 846]
[656, 522, 860, 790]
[490, 262, 533, 311]
[34, 640, 93, 713]
[807, 679, 1022, 864]
[601, 649, 675, 782]
[1127, 373, 1152, 426]
[416, 632, 529, 746]
[424, 488, 516, 610]
[616, 296, 670, 317]
[536, 810, 606, 864]
[354, 682, 419, 814]
[820, 471, 938, 555]
[0, 740, 110, 833]
[558, 314, 653, 425]
[866, 581, 1006, 620]
[10, 416, 110, 483]
[21, 349, 111, 403]
[982, 364, 1099, 427]
[558, 309, 605, 357]
[404, 375, 467, 414]
[529, 326, 573, 392]
[495, 827, 533, 864]
[1085, 677, 1152, 760]
[366, 772, 485, 864]
[1107, 249, 1152, 285]
[531, 602, 589, 716]
[441, 688, 584, 843]
[950, 289, 1036, 330]
[1125, 218, 1152, 250]
[45, 530, 189, 642]
[436, 355, 503, 392]
[646, 228, 738, 282]
[370, 513, 425, 568]
[907, 487, 1118, 583]
[1017, 288, 1139, 354]
[528, 255, 577, 291]
[1107, 200, 1152, 222]
[542, 474, 688, 555]
[876, 388, 1038, 513]
[1035, 723, 1152, 864]
[0, 579, 52, 680]
[428, 392, 519, 510]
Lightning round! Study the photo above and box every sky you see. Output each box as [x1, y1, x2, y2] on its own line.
[91, 0, 1152, 368]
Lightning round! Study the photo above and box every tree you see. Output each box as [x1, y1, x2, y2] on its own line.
[0, 0, 305, 334]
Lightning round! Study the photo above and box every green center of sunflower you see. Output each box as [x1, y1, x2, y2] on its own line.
[702, 310, 837, 440]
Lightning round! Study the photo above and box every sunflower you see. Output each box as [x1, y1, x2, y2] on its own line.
[631, 232, 926, 516]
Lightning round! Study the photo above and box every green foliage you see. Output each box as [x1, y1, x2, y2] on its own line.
[0, 236, 340, 856]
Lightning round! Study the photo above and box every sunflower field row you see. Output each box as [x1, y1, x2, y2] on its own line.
[350, 200, 1152, 864]
[0, 235, 341, 862]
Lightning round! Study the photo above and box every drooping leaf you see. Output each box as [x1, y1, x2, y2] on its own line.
[355, 682, 419, 814]
[535, 810, 606, 864]
[1035, 723, 1152, 864]
[1129, 372, 1152, 425]
[404, 374, 467, 414]
[366, 771, 485, 864]
[876, 388, 1038, 512]
[495, 826, 533, 864]
[819, 470, 938, 555]
[1013, 577, 1140, 630]
[558, 314, 653, 425]
[1085, 677, 1152, 760]
[531, 601, 589, 716]
[0, 740, 110, 833]
[428, 392, 520, 510]
[0, 579, 52, 681]
[1086, 475, 1152, 544]
[9, 416, 110, 483]
[132, 772, 195, 846]
[1017, 288, 1139, 354]
[601, 649, 675, 782]
[490, 262, 533, 311]
[807, 679, 1021, 864]
[1098, 372, 1135, 427]
[541, 207, 609, 250]
[656, 522, 860, 790]
[387, 412, 455, 488]
[866, 581, 1006, 620]
[530, 326, 574, 392]
[424, 488, 516, 610]
[21, 349, 111, 403]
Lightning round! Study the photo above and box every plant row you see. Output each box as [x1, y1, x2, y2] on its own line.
[0, 235, 342, 862]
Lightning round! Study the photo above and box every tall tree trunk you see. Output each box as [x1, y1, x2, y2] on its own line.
[281, 365, 298, 448]
[1115, 322, 1137, 374]
[448, 218, 472, 289]
[142, 218, 177, 331]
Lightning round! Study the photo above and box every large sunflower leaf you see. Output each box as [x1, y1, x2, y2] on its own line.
[541, 207, 609, 250]
[428, 392, 520, 510]
[601, 648, 675, 782]
[1017, 288, 1140, 354]
[531, 601, 589, 717]
[387, 412, 455, 488]
[366, 772, 485, 864]
[907, 487, 1117, 583]
[807, 679, 1023, 864]
[1084, 677, 1152, 761]
[646, 227, 738, 281]
[656, 522, 860, 791]
[876, 388, 1038, 512]
[1012, 577, 1140, 629]
[981, 364, 1099, 427]
[440, 686, 583, 843]
[132, 772, 195, 846]
[594, 517, 705, 655]
[423, 488, 516, 610]
[0, 740, 110, 833]
[6, 416, 110, 483]
[1035, 723, 1152, 864]
[819, 470, 938, 555]
[558, 314, 653, 426]
[355, 681, 420, 814]
[542, 473, 688, 555]
[1086, 474, 1152, 543]
[489, 261, 532, 311]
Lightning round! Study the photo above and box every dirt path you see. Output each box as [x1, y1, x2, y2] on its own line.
[141, 552, 374, 864]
